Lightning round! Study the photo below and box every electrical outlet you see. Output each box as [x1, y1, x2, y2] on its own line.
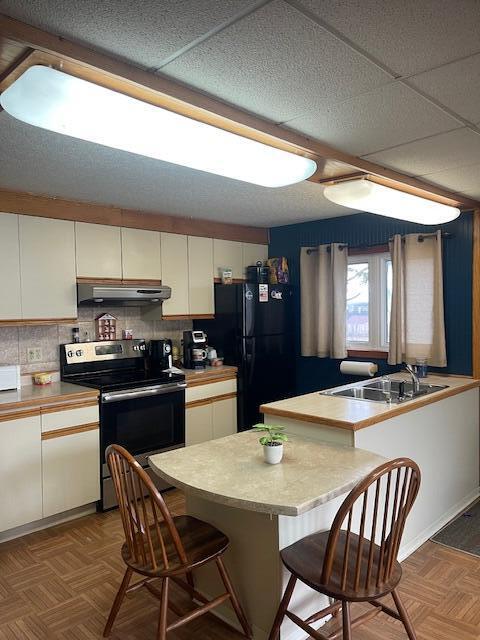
[27, 347, 43, 363]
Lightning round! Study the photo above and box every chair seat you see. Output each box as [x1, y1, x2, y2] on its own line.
[122, 515, 229, 577]
[281, 530, 402, 602]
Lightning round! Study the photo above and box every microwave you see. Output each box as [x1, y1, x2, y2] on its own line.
[0, 365, 20, 391]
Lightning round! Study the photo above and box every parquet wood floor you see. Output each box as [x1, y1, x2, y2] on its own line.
[0, 490, 479, 639]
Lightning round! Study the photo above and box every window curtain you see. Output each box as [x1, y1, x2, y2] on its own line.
[300, 243, 348, 358]
[388, 231, 447, 367]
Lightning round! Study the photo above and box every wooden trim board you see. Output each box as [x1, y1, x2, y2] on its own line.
[186, 392, 237, 409]
[41, 421, 99, 440]
[0, 317, 77, 326]
[40, 399, 99, 414]
[473, 210, 480, 379]
[0, 16, 477, 211]
[0, 188, 269, 244]
[186, 372, 237, 388]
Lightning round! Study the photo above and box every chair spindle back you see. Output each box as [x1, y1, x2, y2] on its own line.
[106, 444, 187, 572]
[321, 458, 421, 593]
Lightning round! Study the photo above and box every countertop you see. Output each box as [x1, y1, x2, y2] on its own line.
[261, 374, 480, 431]
[0, 382, 99, 417]
[149, 430, 386, 516]
[181, 365, 237, 387]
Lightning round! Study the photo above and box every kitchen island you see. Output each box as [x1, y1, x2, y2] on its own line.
[261, 373, 480, 561]
[149, 431, 385, 640]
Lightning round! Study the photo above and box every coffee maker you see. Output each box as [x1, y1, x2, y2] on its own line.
[183, 330, 208, 369]
[149, 339, 173, 371]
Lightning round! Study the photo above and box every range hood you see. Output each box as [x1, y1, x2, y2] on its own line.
[77, 284, 171, 306]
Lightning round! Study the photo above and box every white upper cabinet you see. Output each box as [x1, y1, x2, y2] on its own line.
[0, 213, 22, 320]
[188, 236, 214, 316]
[75, 222, 122, 279]
[213, 239, 243, 280]
[242, 242, 268, 276]
[121, 227, 161, 281]
[160, 232, 189, 316]
[19, 216, 77, 319]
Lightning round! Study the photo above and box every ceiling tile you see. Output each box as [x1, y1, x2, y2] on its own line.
[160, 0, 391, 122]
[0, 0, 262, 68]
[364, 128, 480, 176]
[420, 163, 480, 195]
[283, 82, 460, 156]
[0, 113, 351, 226]
[298, 0, 480, 77]
[408, 54, 480, 124]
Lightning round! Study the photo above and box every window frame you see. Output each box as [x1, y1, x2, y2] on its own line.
[346, 251, 391, 352]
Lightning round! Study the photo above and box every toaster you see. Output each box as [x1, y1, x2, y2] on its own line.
[0, 364, 21, 391]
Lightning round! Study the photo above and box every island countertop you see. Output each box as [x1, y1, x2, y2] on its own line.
[149, 430, 385, 516]
[261, 373, 480, 431]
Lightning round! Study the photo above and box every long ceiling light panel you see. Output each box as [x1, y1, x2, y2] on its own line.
[0, 65, 317, 188]
[323, 178, 460, 224]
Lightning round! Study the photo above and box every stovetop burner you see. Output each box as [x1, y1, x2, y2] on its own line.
[69, 369, 185, 392]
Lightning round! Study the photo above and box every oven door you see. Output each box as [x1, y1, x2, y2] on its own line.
[100, 382, 186, 509]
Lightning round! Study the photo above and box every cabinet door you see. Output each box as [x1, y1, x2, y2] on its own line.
[0, 415, 42, 532]
[121, 228, 161, 280]
[212, 397, 237, 439]
[42, 428, 100, 517]
[213, 239, 243, 280]
[76, 222, 122, 278]
[186, 404, 213, 446]
[188, 236, 214, 316]
[242, 243, 268, 276]
[0, 214, 22, 320]
[19, 216, 77, 319]
[160, 233, 189, 316]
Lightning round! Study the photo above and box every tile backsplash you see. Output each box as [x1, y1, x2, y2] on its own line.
[0, 307, 192, 375]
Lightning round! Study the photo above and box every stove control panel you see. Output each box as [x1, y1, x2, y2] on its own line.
[61, 339, 147, 365]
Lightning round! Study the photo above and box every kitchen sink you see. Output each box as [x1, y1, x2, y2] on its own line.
[320, 378, 449, 404]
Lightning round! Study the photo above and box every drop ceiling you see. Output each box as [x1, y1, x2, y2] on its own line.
[0, 0, 479, 227]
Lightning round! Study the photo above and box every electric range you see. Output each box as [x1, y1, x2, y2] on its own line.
[60, 339, 186, 510]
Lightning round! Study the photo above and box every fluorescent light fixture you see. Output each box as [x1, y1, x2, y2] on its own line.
[0, 65, 317, 188]
[323, 178, 460, 224]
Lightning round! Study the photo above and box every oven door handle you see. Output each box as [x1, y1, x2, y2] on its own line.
[102, 382, 187, 403]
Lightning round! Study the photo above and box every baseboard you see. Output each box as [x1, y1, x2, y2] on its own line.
[398, 487, 480, 562]
[0, 503, 97, 543]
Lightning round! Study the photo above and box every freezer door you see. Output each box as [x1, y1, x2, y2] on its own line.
[238, 334, 295, 430]
[243, 283, 293, 337]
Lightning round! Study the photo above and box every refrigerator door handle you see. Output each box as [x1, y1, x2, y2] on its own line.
[247, 337, 256, 385]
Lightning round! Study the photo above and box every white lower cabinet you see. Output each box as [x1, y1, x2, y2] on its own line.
[42, 429, 100, 517]
[185, 378, 237, 446]
[212, 397, 237, 439]
[0, 414, 43, 532]
[186, 404, 213, 446]
[41, 404, 100, 518]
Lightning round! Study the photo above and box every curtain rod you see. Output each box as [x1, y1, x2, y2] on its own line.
[305, 231, 453, 254]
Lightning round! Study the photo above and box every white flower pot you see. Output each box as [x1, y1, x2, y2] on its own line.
[263, 443, 283, 464]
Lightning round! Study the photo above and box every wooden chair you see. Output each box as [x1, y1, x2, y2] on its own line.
[104, 444, 252, 639]
[268, 458, 421, 640]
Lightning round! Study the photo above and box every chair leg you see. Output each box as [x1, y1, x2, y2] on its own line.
[342, 601, 352, 640]
[216, 556, 253, 639]
[156, 577, 169, 640]
[186, 569, 195, 596]
[103, 567, 133, 637]
[268, 573, 297, 640]
[392, 589, 417, 640]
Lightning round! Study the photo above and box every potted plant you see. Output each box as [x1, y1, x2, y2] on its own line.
[253, 424, 288, 464]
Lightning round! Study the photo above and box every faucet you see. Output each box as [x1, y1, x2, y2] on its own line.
[403, 363, 420, 394]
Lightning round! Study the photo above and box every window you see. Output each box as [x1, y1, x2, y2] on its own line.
[346, 252, 392, 351]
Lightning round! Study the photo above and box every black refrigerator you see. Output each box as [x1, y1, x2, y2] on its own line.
[194, 283, 295, 430]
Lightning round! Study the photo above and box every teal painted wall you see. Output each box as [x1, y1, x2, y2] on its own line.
[269, 211, 473, 394]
